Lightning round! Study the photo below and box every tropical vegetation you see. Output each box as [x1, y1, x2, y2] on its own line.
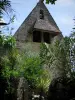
[0, 0, 75, 100]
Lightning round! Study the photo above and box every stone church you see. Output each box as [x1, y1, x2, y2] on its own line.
[14, 1, 63, 100]
[14, 0, 62, 52]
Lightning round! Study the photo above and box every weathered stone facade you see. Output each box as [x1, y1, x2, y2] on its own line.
[14, 0, 63, 51]
[13, 1, 64, 100]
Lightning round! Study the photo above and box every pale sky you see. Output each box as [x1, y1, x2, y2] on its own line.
[4, 0, 75, 36]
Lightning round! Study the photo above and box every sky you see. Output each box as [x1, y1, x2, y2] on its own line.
[4, 0, 75, 36]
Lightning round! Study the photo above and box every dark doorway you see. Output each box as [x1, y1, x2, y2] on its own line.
[33, 31, 41, 42]
[43, 32, 50, 43]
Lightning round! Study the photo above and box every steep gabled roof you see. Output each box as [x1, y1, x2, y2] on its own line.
[14, 1, 61, 41]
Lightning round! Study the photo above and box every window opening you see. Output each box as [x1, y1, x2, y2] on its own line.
[43, 32, 50, 43]
[40, 10, 44, 19]
[33, 31, 41, 42]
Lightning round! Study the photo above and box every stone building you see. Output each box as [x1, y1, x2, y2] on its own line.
[14, 0, 62, 52]
[14, 1, 63, 100]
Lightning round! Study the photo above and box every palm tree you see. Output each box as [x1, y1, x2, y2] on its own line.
[0, 0, 11, 14]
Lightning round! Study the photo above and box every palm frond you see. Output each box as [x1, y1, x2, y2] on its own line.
[0, 0, 11, 14]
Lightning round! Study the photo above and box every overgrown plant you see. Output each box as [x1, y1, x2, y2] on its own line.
[40, 36, 75, 79]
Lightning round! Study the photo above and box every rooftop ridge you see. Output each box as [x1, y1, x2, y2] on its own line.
[39, 0, 44, 3]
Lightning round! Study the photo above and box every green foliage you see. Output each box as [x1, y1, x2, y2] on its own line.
[0, 34, 16, 59]
[1, 49, 19, 78]
[0, 35, 18, 78]
[46, 0, 57, 4]
[18, 55, 42, 87]
[0, 0, 11, 14]
[40, 37, 74, 78]
[0, 34, 51, 93]
[69, 32, 75, 78]
[36, 69, 50, 92]
[15, 51, 50, 91]
[1, 34, 74, 95]
[0, 33, 16, 48]
[0, 34, 18, 94]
